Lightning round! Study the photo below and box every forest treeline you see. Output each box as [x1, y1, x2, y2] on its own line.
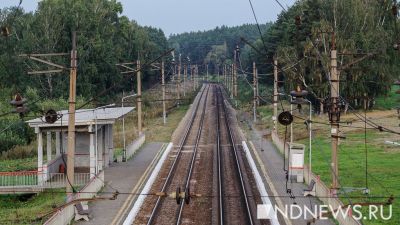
[0, 0, 168, 152]
[168, 23, 272, 74]
[247, 0, 400, 110]
[1, 0, 400, 152]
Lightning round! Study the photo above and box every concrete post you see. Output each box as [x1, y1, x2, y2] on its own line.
[37, 129, 43, 185]
[273, 59, 278, 132]
[89, 125, 95, 179]
[46, 132, 52, 162]
[55, 132, 61, 157]
[137, 60, 142, 135]
[109, 125, 114, 165]
[330, 49, 339, 194]
[98, 127, 104, 172]
[104, 125, 109, 167]
[253, 62, 257, 122]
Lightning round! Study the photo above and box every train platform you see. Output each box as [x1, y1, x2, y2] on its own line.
[240, 113, 334, 225]
[76, 142, 165, 225]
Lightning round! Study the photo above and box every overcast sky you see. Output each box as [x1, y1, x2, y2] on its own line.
[0, 0, 296, 36]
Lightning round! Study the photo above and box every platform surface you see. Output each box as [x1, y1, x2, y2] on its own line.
[77, 142, 164, 225]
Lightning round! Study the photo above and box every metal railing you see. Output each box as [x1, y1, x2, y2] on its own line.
[0, 171, 90, 188]
[0, 171, 38, 186]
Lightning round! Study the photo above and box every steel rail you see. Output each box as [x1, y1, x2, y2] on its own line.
[146, 84, 210, 225]
[216, 85, 225, 225]
[218, 85, 254, 225]
[175, 84, 211, 225]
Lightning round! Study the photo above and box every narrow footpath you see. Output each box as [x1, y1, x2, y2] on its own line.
[239, 111, 334, 225]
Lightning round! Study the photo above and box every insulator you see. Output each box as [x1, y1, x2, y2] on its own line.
[290, 89, 308, 97]
[10, 93, 28, 117]
[10, 93, 26, 106]
[290, 98, 308, 105]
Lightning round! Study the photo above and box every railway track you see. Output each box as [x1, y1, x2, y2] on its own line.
[215, 85, 254, 225]
[132, 84, 268, 225]
[145, 84, 210, 225]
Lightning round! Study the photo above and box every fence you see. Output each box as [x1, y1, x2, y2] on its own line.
[126, 133, 145, 160]
[0, 171, 38, 186]
[0, 171, 90, 189]
[271, 131, 362, 225]
[43, 171, 105, 225]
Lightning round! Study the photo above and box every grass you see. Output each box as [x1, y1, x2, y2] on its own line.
[144, 105, 190, 142]
[297, 130, 400, 225]
[0, 189, 66, 225]
[242, 89, 399, 224]
[0, 157, 37, 172]
[257, 105, 273, 123]
[374, 85, 400, 110]
[0, 81, 197, 224]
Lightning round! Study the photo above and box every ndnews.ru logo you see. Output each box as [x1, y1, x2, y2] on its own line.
[257, 204, 392, 221]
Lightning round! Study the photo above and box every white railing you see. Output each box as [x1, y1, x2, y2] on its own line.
[0, 171, 38, 187]
[0, 172, 90, 188]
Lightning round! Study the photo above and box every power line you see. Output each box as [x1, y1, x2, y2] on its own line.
[274, 0, 287, 12]
[247, 0, 268, 55]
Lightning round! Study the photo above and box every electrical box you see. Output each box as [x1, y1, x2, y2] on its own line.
[289, 143, 305, 183]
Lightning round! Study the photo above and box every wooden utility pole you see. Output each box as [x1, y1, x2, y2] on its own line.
[192, 66, 195, 91]
[233, 46, 239, 97]
[253, 62, 257, 122]
[161, 61, 166, 124]
[223, 65, 226, 87]
[194, 65, 198, 89]
[183, 64, 187, 97]
[206, 64, 209, 81]
[137, 60, 142, 135]
[256, 68, 259, 106]
[66, 31, 77, 197]
[273, 58, 278, 132]
[20, 33, 76, 197]
[217, 65, 220, 83]
[231, 64, 234, 98]
[330, 47, 339, 195]
[177, 55, 181, 106]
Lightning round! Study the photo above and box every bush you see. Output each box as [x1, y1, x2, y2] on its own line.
[0, 120, 33, 154]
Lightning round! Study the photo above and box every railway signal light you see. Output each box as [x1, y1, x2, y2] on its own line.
[10, 93, 28, 118]
[278, 111, 293, 126]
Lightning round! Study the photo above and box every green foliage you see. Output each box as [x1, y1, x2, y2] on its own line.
[168, 23, 272, 73]
[248, 0, 400, 108]
[0, 189, 66, 224]
[0, 0, 169, 153]
[374, 85, 400, 110]
[0, 0, 168, 100]
[300, 131, 400, 225]
[0, 119, 32, 153]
